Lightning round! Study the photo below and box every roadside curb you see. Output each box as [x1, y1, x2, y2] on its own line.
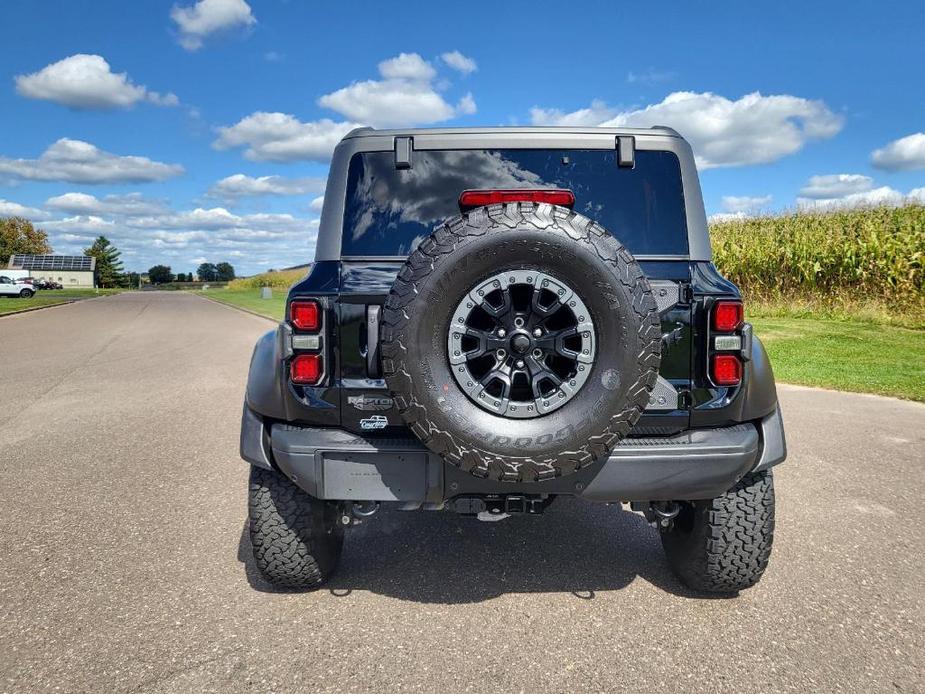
[193, 292, 278, 324]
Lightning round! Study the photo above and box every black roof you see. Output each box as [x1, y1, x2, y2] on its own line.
[9, 254, 95, 271]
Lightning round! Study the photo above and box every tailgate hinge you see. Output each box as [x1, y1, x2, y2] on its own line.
[616, 135, 635, 168]
[394, 136, 413, 170]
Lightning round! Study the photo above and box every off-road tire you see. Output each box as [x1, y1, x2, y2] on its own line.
[381, 202, 661, 483]
[661, 470, 775, 593]
[248, 466, 344, 590]
[20, 288, 34, 298]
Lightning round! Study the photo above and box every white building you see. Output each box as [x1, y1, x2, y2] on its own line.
[8, 254, 96, 287]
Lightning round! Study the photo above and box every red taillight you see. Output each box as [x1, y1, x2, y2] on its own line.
[712, 354, 742, 386]
[458, 189, 575, 210]
[713, 301, 743, 332]
[290, 353, 322, 385]
[290, 300, 320, 332]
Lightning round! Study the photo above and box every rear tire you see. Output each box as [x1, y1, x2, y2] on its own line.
[660, 470, 775, 593]
[248, 466, 344, 590]
[20, 289, 34, 298]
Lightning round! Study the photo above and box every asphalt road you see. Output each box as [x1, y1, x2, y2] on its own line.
[1, 292, 923, 694]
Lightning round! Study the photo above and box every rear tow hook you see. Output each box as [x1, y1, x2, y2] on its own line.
[340, 501, 380, 526]
[649, 501, 681, 531]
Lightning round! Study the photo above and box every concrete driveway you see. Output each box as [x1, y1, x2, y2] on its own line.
[0, 292, 922, 693]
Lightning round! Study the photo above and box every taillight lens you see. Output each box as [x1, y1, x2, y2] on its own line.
[290, 300, 320, 332]
[713, 300, 743, 332]
[712, 354, 742, 386]
[458, 189, 575, 210]
[290, 353, 322, 385]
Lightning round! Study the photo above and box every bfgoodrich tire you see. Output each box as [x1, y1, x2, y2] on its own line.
[661, 470, 776, 593]
[381, 202, 662, 483]
[248, 466, 344, 590]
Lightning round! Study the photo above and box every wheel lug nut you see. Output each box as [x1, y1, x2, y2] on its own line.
[497, 328, 506, 337]
[533, 328, 542, 337]
[516, 359, 524, 368]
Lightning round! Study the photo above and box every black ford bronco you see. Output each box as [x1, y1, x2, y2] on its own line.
[240, 126, 787, 594]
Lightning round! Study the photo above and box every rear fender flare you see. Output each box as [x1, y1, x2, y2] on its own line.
[245, 325, 290, 420]
[741, 332, 778, 421]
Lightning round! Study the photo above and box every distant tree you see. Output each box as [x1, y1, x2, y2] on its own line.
[197, 262, 217, 282]
[84, 236, 123, 288]
[148, 265, 172, 284]
[186, 272, 194, 282]
[0, 216, 52, 265]
[120, 272, 140, 288]
[215, 262, 236, 281]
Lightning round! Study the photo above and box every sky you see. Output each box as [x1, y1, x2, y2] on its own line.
[1, 0, 923, 276]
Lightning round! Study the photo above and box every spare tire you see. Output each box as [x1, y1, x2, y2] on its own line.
[381, 202, 661, 483]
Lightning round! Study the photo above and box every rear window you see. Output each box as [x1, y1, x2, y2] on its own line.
[341, 149, 688, 257]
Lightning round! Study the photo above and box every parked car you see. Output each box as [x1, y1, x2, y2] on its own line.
[240, 126, 787, 594]
[0, 276, 35, 297]
[45, 281, 63, 290]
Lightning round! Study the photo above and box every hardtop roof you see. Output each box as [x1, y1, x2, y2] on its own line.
[342, 125, 682, 140]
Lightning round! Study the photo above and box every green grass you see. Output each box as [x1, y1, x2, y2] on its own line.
[0, 288, 124, 316]
[197, 287, 286, 320]
[752, 317, 925, 402]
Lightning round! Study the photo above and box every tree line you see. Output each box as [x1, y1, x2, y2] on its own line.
[146, 262, 235, 284]
[2, 216, 234, 288]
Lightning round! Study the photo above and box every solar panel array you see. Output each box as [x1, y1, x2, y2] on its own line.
[9, 254, 95, 271]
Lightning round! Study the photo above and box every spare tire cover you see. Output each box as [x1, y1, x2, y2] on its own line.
[381, 202, 661, 482]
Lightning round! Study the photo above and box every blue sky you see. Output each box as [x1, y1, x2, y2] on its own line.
[1, 0, 923, 275]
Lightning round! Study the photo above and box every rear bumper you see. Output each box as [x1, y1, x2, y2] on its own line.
[240, 406, 786, 503]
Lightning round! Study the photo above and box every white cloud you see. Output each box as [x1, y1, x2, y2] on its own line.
[441, 51, 477, 75]
[797, 186, 905, 211]
[45, 192, 168, 216]
[532, 91, 843, 169]
[213, 112, 359, 162]
[530, 99, 618, 127]
[318, 52, 473, 127]
[15, 54, 178, 110]
[0, 138, 184, 184]
[309, 196, 324, 213]
[0, 199, 47, 219]
[722, 195, 773, 213]
[378, 53, 436, 81]
[42, 215, 117, 234]
[207, 174, 325, 200]
[798, 174, 873, 199]
[457, 92, 477, 115]
[41, 203, 320, 274]
[871, 133, 925, 171]
[794, 173, 925, 210]
[170, 0, 256, 51]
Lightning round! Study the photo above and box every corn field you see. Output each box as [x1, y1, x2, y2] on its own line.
[226, 268, 307, 290]
[710, 204, 925, 317]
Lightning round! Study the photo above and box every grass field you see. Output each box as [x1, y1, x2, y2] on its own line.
[0, 288, 124, 316]
[752, 317, 925, 402]
[197, 287, 287, 320]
